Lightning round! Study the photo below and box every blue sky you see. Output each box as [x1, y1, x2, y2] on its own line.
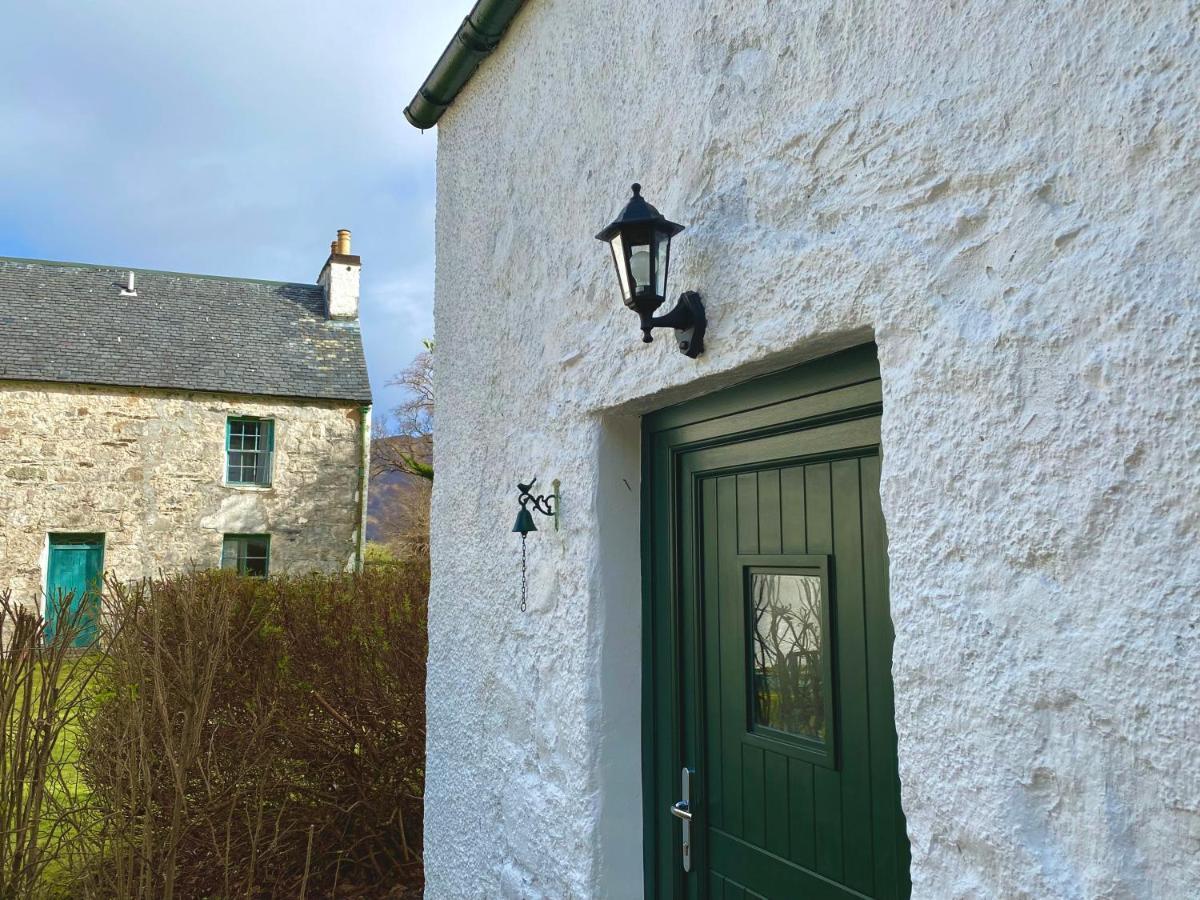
[0, 0, 472, 421]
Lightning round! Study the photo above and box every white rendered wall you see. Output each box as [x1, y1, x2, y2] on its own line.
[321, 258, 361, 319]
[424, 1, 1199, 897]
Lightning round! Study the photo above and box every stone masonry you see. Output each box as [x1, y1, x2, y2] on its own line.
[0, 380, 367, 610]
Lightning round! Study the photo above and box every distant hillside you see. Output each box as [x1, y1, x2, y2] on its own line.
[367, 436, 430, 544]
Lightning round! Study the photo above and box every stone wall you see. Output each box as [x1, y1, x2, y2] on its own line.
[0, 381, 368, 607]
[425, 1, 1199, 897]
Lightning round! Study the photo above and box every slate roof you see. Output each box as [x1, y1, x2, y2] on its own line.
[0, 257, 371, 403]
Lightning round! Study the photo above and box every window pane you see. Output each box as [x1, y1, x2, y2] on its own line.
[229, 420, 259, 451]
[750, 572, 826, 740]
[228, 451, 253, 483]
[654, 228, 670, 297]
[609, 234, 631, 300]
[243, 537, 270, 577]
[254, 450, 272, 486]
[238, 421, 260, 450]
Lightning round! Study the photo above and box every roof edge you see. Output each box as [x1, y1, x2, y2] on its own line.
[0, 255, 316, 290]
[0, 374, 372, 406]
[404, 0, 528, 130]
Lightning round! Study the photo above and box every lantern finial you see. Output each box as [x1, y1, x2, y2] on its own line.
[631, 183, 641, 195]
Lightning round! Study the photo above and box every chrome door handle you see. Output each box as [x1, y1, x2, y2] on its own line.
[670, 800, 692, 822]
[674, 768, 693, 872]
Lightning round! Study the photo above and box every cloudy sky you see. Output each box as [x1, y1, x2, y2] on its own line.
[0, 0, 473, 421]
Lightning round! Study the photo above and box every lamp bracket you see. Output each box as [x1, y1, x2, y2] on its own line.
[641, 291, 706, 358]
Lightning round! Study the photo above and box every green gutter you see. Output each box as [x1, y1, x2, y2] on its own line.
[403, 0, 527, 129]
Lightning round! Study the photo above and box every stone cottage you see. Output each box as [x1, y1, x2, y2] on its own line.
[405, 2, 1198, 898]
[0, 232, 371, 639]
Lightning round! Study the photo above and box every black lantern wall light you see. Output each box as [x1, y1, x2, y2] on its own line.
[512, 478, 559, 612]
[596, 183, 706, 358]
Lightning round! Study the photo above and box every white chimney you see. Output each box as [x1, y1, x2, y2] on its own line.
[318, 228, 360, 319]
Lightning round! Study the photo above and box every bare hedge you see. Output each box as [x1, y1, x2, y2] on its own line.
[2, 565, 427, 899]
[0, 595, 101, 898]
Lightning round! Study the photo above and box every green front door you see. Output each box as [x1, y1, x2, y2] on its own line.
[45, 534, 104, 648]
[644, 345, 910, 898]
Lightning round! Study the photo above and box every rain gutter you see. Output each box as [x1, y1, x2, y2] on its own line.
[403, 0, 528, 129]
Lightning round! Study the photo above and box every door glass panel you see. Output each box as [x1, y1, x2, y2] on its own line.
[749, 572, 826, 740]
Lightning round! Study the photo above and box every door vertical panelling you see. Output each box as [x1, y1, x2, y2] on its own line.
[757, 470, 782, 555]
[742, 742, 766, 847]
[46, 546, 84, 639]
[805, 463, 845, 882]
[717, 476, 744, 838]
[763, 750, 790, 858]
[736, 473, 758, 555]
[702, 477, 724, 833]
[782, 464, 817, 871]
[781, 467, 807, 555]
[787, 755, 816, 868]
[738, 474, 766, 849]
[832, 458, 874, 895]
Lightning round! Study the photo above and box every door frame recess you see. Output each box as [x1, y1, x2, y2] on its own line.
[640, 344, 885, 896]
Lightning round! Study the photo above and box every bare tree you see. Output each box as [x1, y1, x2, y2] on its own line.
[374, 340, 433, 482]
[369, 341, 434, 561]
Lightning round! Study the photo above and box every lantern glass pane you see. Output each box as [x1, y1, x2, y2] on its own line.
[609, 233, 632, 301]
[654, 229, 671, 298]
[630, 245, 652, 293]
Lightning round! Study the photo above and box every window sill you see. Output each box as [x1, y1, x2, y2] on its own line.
[224, 483, 276, 493]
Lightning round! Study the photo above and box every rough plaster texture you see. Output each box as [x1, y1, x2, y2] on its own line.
[425, 1, 1199, 897]
[0, 381, 368, 608]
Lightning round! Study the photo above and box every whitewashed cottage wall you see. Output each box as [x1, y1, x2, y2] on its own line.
[425, 1, 1199, 896]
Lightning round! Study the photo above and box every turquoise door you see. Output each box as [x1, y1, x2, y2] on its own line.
[45, 535, 104, 648]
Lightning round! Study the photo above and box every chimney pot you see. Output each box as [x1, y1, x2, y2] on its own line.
[336, 229, 352, 255]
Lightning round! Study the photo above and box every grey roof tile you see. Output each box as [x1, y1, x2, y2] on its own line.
[0, 257, 371, 403]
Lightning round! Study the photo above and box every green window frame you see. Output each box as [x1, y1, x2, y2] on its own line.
[226, 417, 275, 486]
[220, 534, 271, 577]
